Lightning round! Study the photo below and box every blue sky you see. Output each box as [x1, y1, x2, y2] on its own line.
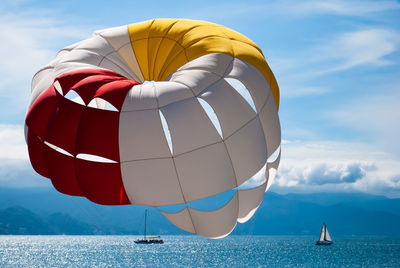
[0, 0, 399, 197]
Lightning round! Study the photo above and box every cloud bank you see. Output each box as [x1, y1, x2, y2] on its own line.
[0, 5, 92, 122]
[272, 140, 400, 197]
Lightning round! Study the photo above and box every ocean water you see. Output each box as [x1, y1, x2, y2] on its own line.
[0, 236, 399, 267]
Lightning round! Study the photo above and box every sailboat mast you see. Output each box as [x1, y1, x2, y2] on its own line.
[144, 209, 147, 240]
[323, 223, 326, 241]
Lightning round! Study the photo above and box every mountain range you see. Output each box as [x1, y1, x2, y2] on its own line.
[0, 187, 399, 236]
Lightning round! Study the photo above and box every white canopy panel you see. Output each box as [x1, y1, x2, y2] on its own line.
[225, 58, 271, 113]
[175, 53, 233, 77]
[266, 148, 281, 192]
[237, 181, 268, 223]
[161, 192, 239, 239]
[224, 117, 267, 186]
[121, 158, 185, 206]
[94, 25, 144, 82]
[119, 109, 171, 161]
[259, 94, 281, 158]
[198, 78, 256, 138]
[174, 142, 237, 203]
[160, 97, 222, 156]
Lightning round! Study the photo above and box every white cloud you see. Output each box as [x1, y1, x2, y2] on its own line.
[280, 86, 330, 98]
[316, 29, 400, 73]
[191, 0, 400, 21]
[0, 6, 92, 118]
[271, 140, 400, 197]
[0, 124, 28, 160]
[279, 0, 400, 18]
[276, 28, 400, 78]
[0, 124, 49, 187]
[272, 28, 400, 98]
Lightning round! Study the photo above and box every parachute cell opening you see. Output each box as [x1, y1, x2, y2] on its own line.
[224, 77, 257, 112]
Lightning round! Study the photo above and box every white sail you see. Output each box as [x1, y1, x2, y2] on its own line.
[318, 223, 325, 241]
[325, 225, 332, 241]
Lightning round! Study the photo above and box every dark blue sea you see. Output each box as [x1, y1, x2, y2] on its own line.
[1, 236, 399, 267]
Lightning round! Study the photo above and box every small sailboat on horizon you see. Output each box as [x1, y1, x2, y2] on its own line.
[134, 209, 164, 244]
[316, 222, 332, 246]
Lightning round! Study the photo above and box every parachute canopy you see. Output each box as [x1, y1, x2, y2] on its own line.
[25, 19, 281, 238]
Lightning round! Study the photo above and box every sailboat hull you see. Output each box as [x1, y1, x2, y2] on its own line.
[135, 209, 164, 244]
[134, 239, 164, 244]
[315, 241, 332, 246]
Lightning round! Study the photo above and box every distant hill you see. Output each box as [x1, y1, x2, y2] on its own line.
[232, 192, 400, 236]
[0, 187, 399, 236]
[0, 206, 96, 235]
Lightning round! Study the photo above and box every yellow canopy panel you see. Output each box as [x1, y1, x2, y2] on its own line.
[127, 19, 279, 109]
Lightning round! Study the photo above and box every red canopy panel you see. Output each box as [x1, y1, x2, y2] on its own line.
[56, 69, 126, 95]
[76, 106, 120, 162]
[26, 129, 49, 178]
[75, 158, 130, 205]
[43, 145, 83, 196]
[25, 68, 139, 205]
[25, 85, 61, 139]
[45, 98, 84, 155]
[95, 80, 138, 110]
[72, 75, 126, 105]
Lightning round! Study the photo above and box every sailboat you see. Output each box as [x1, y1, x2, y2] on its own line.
[316, 222, 332, 245]
[134, 209, 164, 244]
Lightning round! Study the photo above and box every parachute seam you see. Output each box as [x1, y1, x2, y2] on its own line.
[153, 78, 197, 233]
[224, 75, 262, 113]
[170, 157, 198, 234]
[153, 82, 174, 155]
[48, 84, 86, 197]
[130, 36, 185, 46]
[98, 33, 145, 80]
[218, 70, 252, 191]
[117, 42, 145, 83]
[121, 156, 170, 164]
[181, 35, 259, 54]
[217, 26, 236, 59]
[128, 34, 259, 55]
[217, 59, 240, 185]
[165, 61, 233, 100]
[193, 57, 234, 97]
[157, 45, 186, 81]
[188, 191, 238, 213]
[222, 138, 240, 189]
[96, 33, 128, 51]
[170, 58, 235, 96]
[120, 107, 159, 113]
[167, 79, 206, 99]
[176, 23, 261, 52]
[152, 82, 160, 108]
[215, 25, 264, 55]
[146, 20, 156, 80]
[152, 20, 180, 80]
[120, 96, 270, 163]
[93, 40, 135, 79]
[178, 67, 225, 79]
[99, 51, 136, 80]
[153, 23, 205, 80]
[129, 24, 204, 44]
